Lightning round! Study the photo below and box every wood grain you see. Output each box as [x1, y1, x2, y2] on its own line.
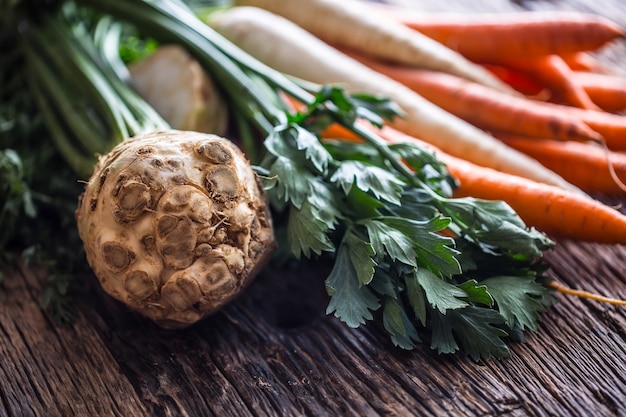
[2, 1, 626, 416]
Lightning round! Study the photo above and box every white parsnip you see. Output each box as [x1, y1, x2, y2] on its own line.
[234, 0, 517, 95]
[210, 6, 581, 192]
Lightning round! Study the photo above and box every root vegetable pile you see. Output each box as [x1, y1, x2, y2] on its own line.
[75, 130, 275, 327]
[4, 0, 626, 361]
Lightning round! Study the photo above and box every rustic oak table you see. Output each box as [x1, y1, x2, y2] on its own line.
[2, 0, 626, 416]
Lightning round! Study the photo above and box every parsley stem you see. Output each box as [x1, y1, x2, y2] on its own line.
[347, 122, 421, 185]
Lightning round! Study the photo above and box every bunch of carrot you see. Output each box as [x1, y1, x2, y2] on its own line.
[212, 0, 626, 247]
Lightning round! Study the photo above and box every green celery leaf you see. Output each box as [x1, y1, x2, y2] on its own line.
[481, 275, 553, 331]
[429, 310, 460, 356]
[362, 218, 417, 266]
[266, 124, 331, 175]
[307, 180, 342, 230]
[369, 263, 397, 297]
[388, 141, 443, 172]
[383, 216, 461, 277]
[389, 141, 453, 194]
[290, 124, 332, 174]
[323, 139, 381, 163]
[349, 93, 405, 127]
[325, 242, 381, 327]
[268, 155, 315, 209]
[443, 197, 554, 259]
[430, 306, 510, 361]
[287, 194, 336, 259]
[414, 268, 468, 313]
[383, 296, 421, 349]
[344, 227, 377, 286]
[457, 279, 493, 306]
[404, 273, 427, 325]
[386, 187, 439, 222]
[330, 160, 405, 205]
[344, 186, 385, 219]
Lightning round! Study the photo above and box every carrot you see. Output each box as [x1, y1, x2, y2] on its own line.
[232, 0, 517, 94]
[561, 52, 612, 74]
[498, 136, 626, 195]
[561, 106, 626, 151]
[493, 55, 601, 110]
[482, 64, 547, 97]
[209, 6, 581, 193]
[572, 71, 626, 113]
[379, 127, 626, 244]
[346, 52, 603, 143]
[368, 4, 625, 61]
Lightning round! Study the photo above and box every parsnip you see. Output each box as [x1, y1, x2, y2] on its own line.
[234, 0, 517, 94]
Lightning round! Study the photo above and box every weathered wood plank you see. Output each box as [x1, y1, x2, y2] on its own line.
[2, 0, 626, 416]
[0, 265, 150, 417]
[7, 242, 626, 417]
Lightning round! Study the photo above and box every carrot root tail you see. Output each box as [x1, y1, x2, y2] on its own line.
[549, 280, 626, 306]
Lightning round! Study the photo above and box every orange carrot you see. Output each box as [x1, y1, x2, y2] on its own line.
[498, 136, 626, 195]
[573, 71, 626, 113]
[378, 127, 626, 244]
[561, 106, 626, 151]
[494, 55, 601, 110]
[482, 64, 547, 97]
[561, 52, 612, 73]
[346, 52, 603, 143]
[369, 5, 625, 61]
[321, 122, 363, 143]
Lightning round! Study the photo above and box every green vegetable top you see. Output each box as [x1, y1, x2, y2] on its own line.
[257, 86, 554, 360]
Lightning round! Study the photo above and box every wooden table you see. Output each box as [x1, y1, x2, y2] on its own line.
[2, 1, 626, 416]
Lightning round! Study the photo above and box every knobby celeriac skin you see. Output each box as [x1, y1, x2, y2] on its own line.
[75, 130, 276, 328]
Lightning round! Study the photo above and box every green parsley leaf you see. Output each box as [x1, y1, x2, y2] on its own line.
[430, 306, 510, 361]
[325, 242, 380, 328]
[266, 124, 331, 174]
[442, 197, 554, 259]
[289, 124, 332, 174]
[330, 160, 405, 204]
[307, 180, 342, 229]
[349, 93, 405, 127]
[344, 186, 385, 219]
[383, 296, 421, 349]
[267, 155, 314, 209]
[481, 275, 554, 331]
[287, 192, 336, 259]
[403, 272, 427, 326]
[262, 73, 556, 359]
[344, 227, 377, 286]
[389, 141, 454, 195]
[362, 218, 417, 266]
[457, 279, 493, 306]
[414, 267, 468, 313]
[382, 216, 461, 277]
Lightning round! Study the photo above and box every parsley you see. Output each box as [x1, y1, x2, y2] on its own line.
[262, 86, 556, 360]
